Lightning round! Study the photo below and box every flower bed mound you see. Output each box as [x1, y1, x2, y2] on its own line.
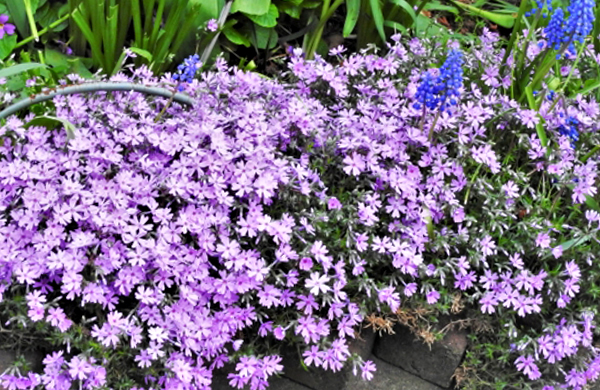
[0, 31, 600, 390]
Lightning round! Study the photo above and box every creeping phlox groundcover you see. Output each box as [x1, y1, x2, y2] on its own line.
[1, 26, 600, 390]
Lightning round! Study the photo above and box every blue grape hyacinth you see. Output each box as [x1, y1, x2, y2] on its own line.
[526, 0, 554, 18]
[413, 49, 464, 113]
[544, 0, 596, 58]
[414, 71, 440, 110]
[559, 116, 580, 148]
[545, 8, 567, 50]
[172, 54, 201, 90]
[565, 0, 596, 44]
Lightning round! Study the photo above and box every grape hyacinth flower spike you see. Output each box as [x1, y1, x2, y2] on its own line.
[413, 49, 464, 113]
[544, 0, 595, 58]
[172, 54, 202, 91]
[526, 0, 554, 17]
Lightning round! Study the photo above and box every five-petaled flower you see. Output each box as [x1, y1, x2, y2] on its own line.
[0, 15, 15, 40]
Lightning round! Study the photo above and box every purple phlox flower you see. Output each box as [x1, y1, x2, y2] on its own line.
[343, 153, 365, 176]
[206, 18, 218, 32]
[515, 355, 541, 380]
[296, 294, 320, 315]
[327, 196, 342, 210]
[480, 292, 498, 314]
[453, 270, 477, 290]
[299, 257, 313, 271]
[552, 245, 563, 258]
[564, 260, 581, 280]
[535, 232, 552, 249]
[305, 272, 331, 296]
[378, 286, 401, 312]
[479, 235, 497, 257]
[303, 345, 324, 367]
[360, 360, 376, 381]
[0, 15, 15, 40]
[563, 278, 580, 297]
[518, 109, 540, 129]
[404, 282, 418, 297]
[426, 289, 440, 304]
[565, 368, 587, 388]
[46, 307, 72, 332]
[273, 326, 286, 340]
[502, 180, 519, 198]
[68, 356, 94, 381]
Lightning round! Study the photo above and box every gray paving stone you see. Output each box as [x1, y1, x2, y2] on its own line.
[344, 355, 445, 390]
[279, 348, 351, 390]
[0, 349, 44, 374]
[373, 324, 466, 389]
[211, 369, 311, 390]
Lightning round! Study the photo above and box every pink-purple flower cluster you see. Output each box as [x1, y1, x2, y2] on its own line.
[0, 26, 600, 390]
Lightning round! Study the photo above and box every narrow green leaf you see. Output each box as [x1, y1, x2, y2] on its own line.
[142, 0, 157, 41]
[569, 79, 600, 98]
[450, 0, 516, 27]
[424, 1, 459, 15]
[585, 195, 600, 212]
[128, 47, 153, 62]
[150, 0, 167, 50]
[152, 0, 186, 71]
[383, 20, 408, 34]
[116, 0, 133, 53]
[343, 0, 360, 37]
[232, 0, 270, 15]
[104, 4, 119, 71]
[169, 2, 204, 65]
[131, 0, 143, 47]
[368, 0, 387, 42]
[560, 236, 590, 252]
[5, 1, 30, 37]
[390, 0, 418, 24]
[525, 85, 548, 148]
[25, 116, 77, 140]
[0, 62, 48, 79]
[245, 4, 279, 28]
[72, 6, 105, 69]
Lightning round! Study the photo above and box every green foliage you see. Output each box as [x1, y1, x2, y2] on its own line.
[67, 0, 205, 75]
